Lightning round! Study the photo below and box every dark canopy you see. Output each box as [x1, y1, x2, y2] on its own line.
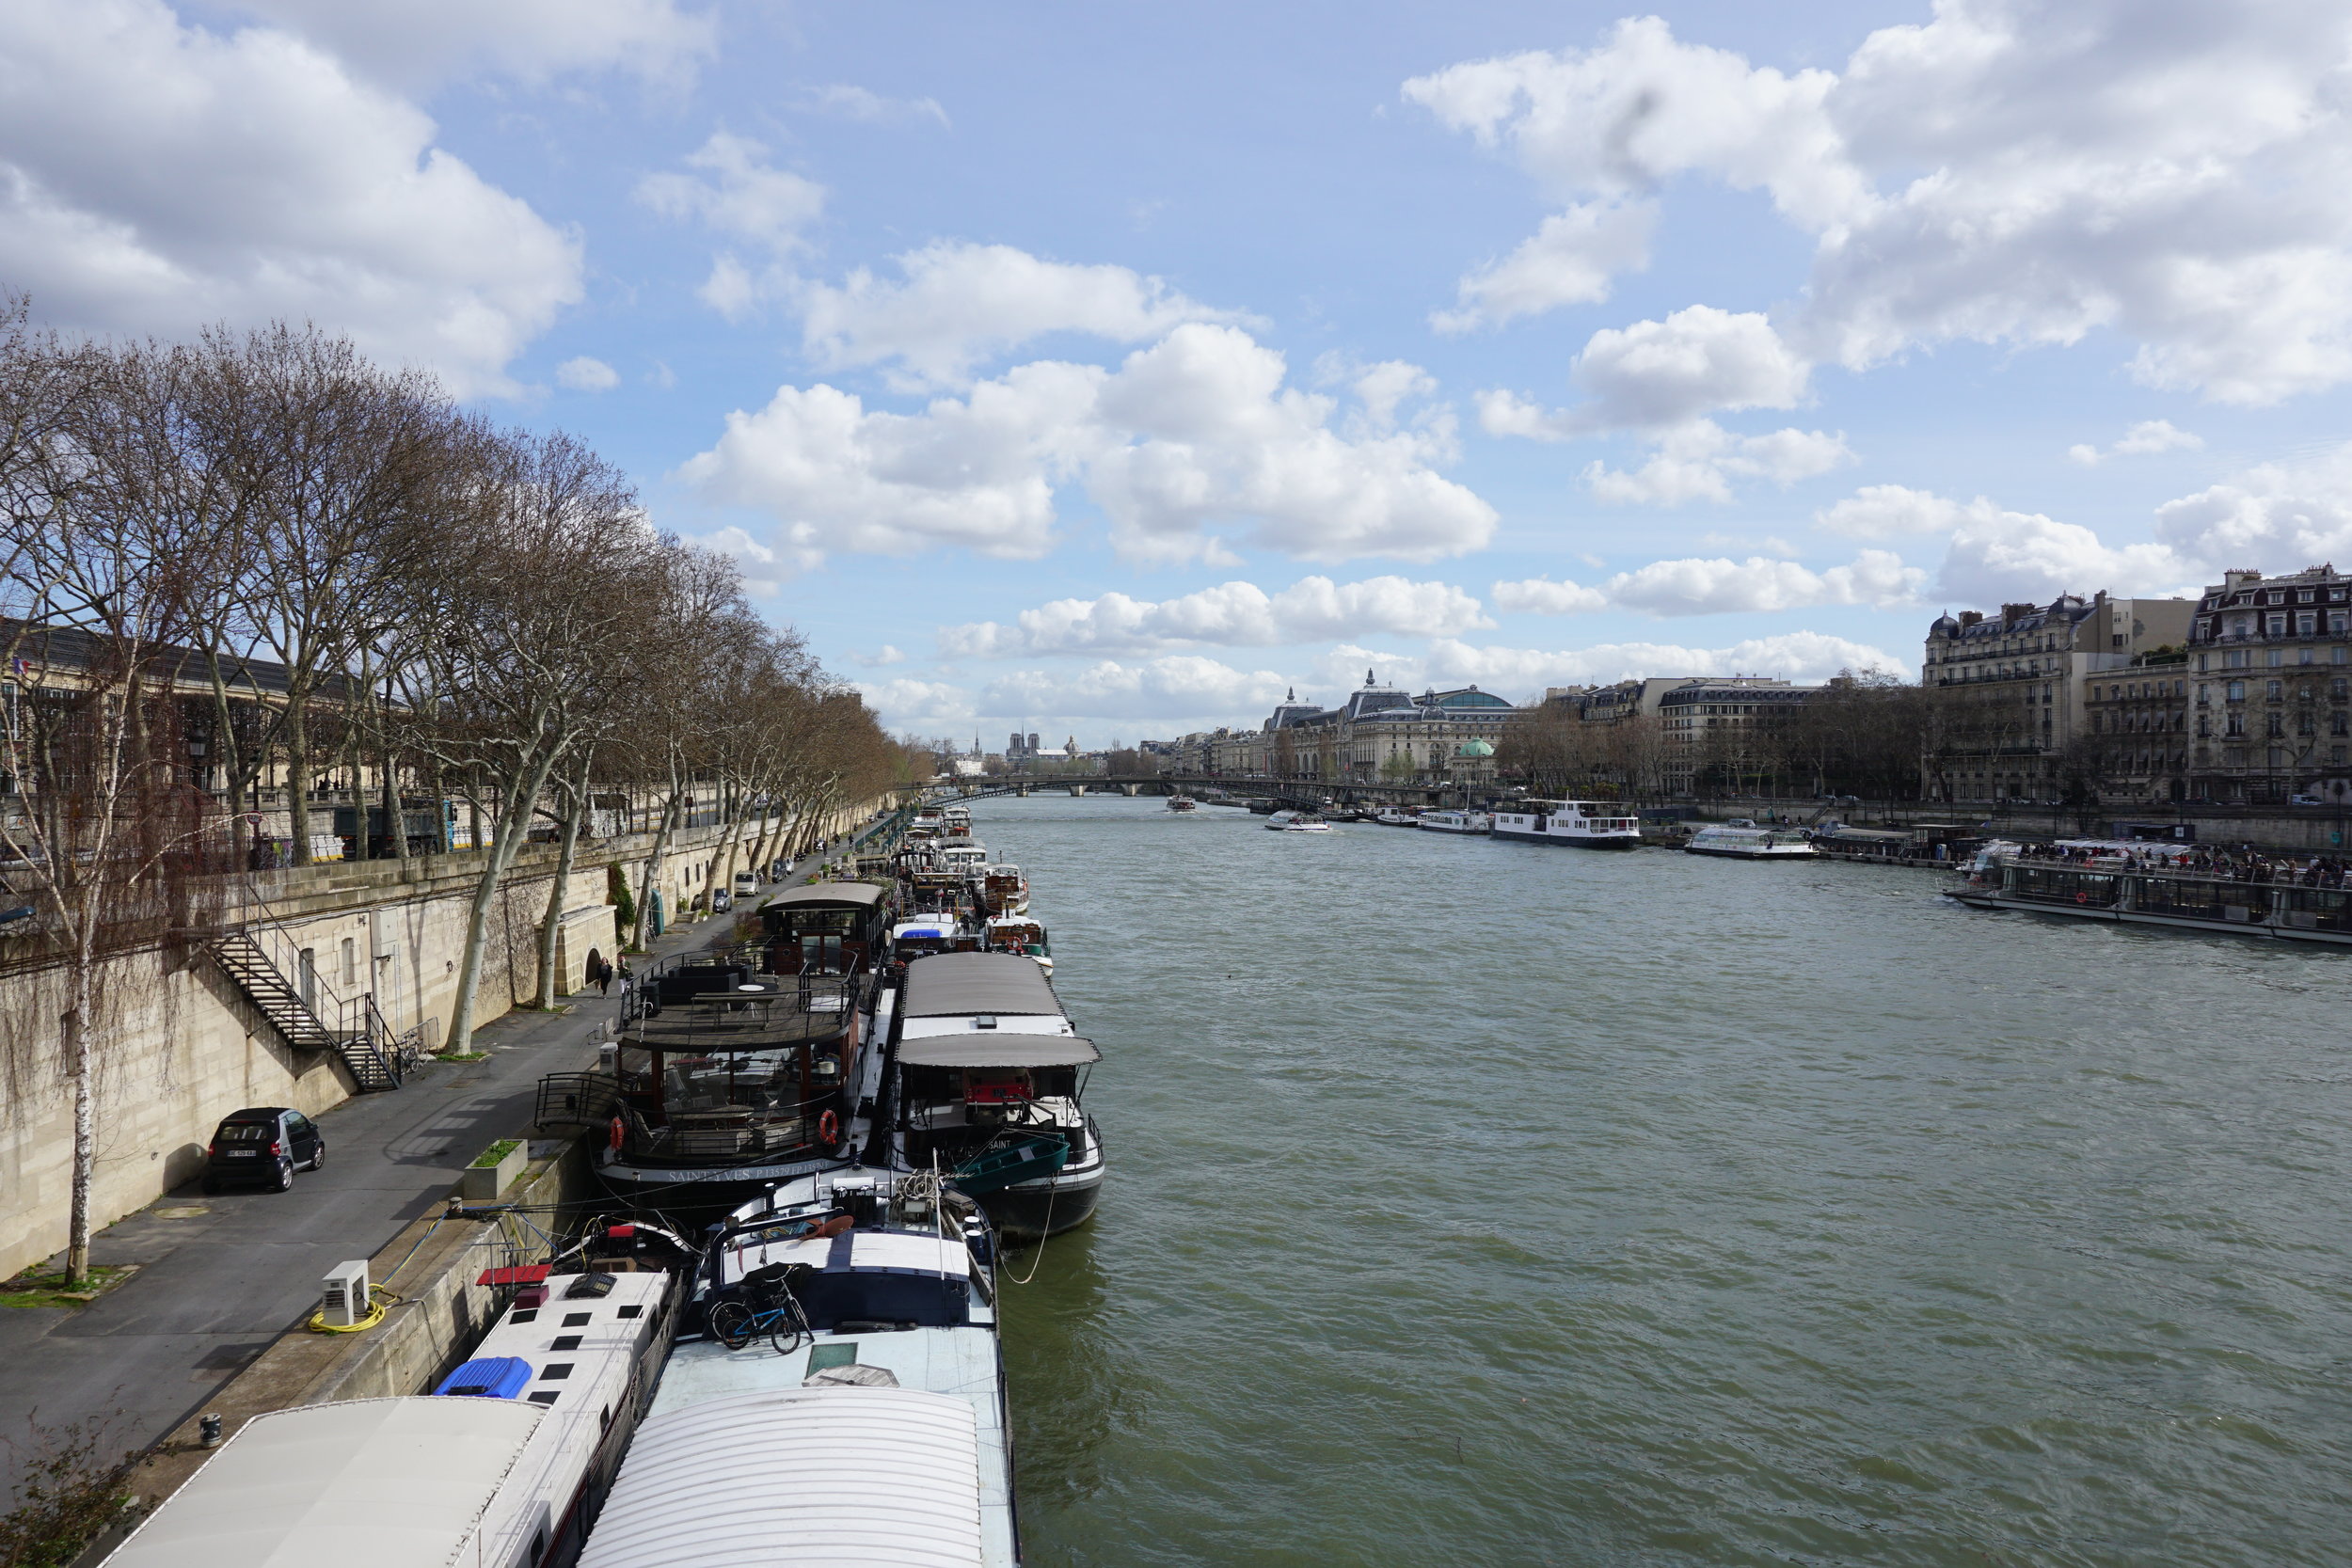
[896, 1034, 1101, 1069]
[899, 951, 1063, 1018]
[766, 881, 888, 908]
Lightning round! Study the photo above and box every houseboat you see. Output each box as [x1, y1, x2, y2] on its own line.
[1947, 848, 2352, 946]
[1416, 810, 1489, 834]
[982, 912, 1053, 974]
[981, 863, 1030, 915]
[888, 951, 1104, 1237]
[1489, 800, 1641, 848]
[105, 1271, 675, 1568]
[581, 1168, 1015, 1568]
[539, 953, 878, 1214]
[758, 881, 892, 976]
[1684, 821, 1818, 859]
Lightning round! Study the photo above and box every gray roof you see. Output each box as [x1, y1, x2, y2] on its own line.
[766, 881, 888, 908]
[899, 951, 1065, 1018]
[897, 1034, 1101, 1069]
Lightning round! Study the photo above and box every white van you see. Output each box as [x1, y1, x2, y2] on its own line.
[733, 870, 760, 895]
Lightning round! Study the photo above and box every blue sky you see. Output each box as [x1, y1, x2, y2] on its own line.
[13, 0, 2352, 745]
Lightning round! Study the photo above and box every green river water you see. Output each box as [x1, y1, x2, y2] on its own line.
[970, 793, 2352, 1567]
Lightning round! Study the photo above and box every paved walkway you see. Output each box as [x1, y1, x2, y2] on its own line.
[0, 828, 889, 1497]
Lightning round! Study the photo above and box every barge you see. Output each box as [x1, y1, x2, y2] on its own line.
[1947, 850, 2352, 945]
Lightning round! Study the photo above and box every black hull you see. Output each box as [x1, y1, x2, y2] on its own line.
[982, 1171, 1102, 1238]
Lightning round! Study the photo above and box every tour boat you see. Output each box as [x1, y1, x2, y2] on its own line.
[1167, 795, 1198, 813]
[583, 1169, 1016, 1568]
[107, 1272, 675, 1568]
[887, 952, 1104, 1237]
[1374, 807, 1421, 827]
[1263, 809, 1297, 830]
[1416, 810, 1489, 834]
[1279, 814, 1333, 832]
[1489, 800, 1642, 849]
[1684, 820, 1818, 859]
[1947, 848, 2352, 946]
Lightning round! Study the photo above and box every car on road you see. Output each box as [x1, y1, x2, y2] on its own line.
[2290, 793, 2326, 806]
[733, 871, 759, 895]
[202, 1107, 325, 1194]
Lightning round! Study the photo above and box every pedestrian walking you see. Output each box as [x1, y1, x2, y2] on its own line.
[596, 958, 614, 996]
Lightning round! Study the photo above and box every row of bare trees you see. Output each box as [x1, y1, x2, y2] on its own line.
[1499, 673, 2018, 801]
[0, 304, 911, 1282]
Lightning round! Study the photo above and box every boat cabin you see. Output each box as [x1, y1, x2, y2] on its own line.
[894, 953, 1096, 1187]
[758, 881, 892, 977]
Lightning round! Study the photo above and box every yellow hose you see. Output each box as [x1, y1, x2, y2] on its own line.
[306, 1284, 401, 1334]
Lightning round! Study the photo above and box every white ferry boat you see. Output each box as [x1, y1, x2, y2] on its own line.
[1416, 810, 1489, 834]
[582, 1169, 1016, 1568]
[1374, 807, 1421, 827]
[106, 1271, 674, 1568]
[1685, 820, 1818, 859]
[1490, 800, 1641, 849]
[1167, 794, 1198, 813]
[1279, 814, 1333, 832]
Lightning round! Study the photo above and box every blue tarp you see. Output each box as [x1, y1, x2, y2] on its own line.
[434, 1355, 533, 1400]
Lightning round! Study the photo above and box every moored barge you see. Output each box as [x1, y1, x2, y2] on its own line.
[1947, 850, 2352, 945]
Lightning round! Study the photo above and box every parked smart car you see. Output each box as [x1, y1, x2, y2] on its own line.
[202, 1107, 325, 1194]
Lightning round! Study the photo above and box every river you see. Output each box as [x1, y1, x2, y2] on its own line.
[967, 793, 2352, 1567]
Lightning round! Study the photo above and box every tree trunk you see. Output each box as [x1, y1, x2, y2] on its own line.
[285, 695, 311, 864]
[632, 767, 682, 949]
[447, 739, 564, 1054]
[385, 735, 407, 860]
[63, 942, 96, 1287]
[534, 771, 588, 1008]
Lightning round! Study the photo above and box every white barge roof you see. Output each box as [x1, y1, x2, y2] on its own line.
[900, 952, 1063, 1019]
[578, 1388, 982, 1568]
[898, 1034, 1100, 1069]
[104, 1398, 543, 1568]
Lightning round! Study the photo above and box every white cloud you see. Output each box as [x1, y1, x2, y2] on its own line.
[1494, 549, 1921, 617]
[2068, 419, 2204, 465]
[2153, 444, 2352, 574]
[1431, 199, 1656, 333]
[790, 83, 950, 129]
[940, 575, 1491, 657]
[1814, 483, 1971, 538]
[221, 0, 711, 88]
[0, 0, 580, 397]
[637, 133, 826, 319]
[1581, 420, 1852, 505]
[977, 657, 1289, 721]
[1490, 577, 1609, 615]
[683, 324, 1495, 565]
[855, 676, 975, 730]
[680, 523, 815, 594]
[1936, 506, 2186, 605]
[1320, 631, 1906, 695]
[555, 356, 619, 392]
[1481, 306, 1810, 437]
[1411, 6, 2352, 404]
[797, 241, 1248, 388]
[852, 644, 907, 668]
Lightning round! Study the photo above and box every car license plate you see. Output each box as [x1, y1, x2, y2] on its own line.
[228, 1150, 257, 1158]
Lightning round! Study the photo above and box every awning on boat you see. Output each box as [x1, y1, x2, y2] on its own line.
[899, 951, 1063, 1018]
[764, 881, 888, 908]
[575, 1389, 983, 1568]
[898, 1034, 1101, 1069]
[103, 1398, 543, 1568]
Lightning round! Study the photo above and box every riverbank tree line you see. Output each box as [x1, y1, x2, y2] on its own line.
[0, 301, 914, 1284]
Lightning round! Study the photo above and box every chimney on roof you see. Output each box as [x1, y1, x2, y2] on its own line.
[2000, 603, 2035, 624]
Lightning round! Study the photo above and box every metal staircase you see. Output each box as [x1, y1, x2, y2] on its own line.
[208, 930, 408, 1092]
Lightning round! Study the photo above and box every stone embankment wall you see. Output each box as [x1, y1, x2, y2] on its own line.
[0, 802, 876, 1281]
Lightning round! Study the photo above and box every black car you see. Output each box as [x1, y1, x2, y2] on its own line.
[202, 1107, 326, 1194]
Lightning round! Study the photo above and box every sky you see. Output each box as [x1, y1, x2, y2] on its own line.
[10, 0, 2352, 748]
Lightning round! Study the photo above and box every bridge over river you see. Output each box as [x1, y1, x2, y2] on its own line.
[925, 773, 1459, 811]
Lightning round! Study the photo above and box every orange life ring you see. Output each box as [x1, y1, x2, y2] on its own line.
[818, 1109, 841, 1145]
[608, 1115, 626, 1153]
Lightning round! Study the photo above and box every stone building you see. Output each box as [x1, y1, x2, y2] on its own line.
[1922, 591, 2193, 802]
[2185, 565, 2352, 802]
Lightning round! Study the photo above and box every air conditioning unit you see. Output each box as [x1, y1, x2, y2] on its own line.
[320, 1259, 371, 1327]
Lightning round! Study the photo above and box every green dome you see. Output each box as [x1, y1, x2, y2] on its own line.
[1457, 738, 1495, 757]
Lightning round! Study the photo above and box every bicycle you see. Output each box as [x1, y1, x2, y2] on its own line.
[706, 1262, 816, 1354]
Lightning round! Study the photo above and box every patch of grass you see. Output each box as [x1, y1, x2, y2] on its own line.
[469, 1138, 521, 1169]
[0, 1267, 138, 1311]
[0, 1416, 146, 1568]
